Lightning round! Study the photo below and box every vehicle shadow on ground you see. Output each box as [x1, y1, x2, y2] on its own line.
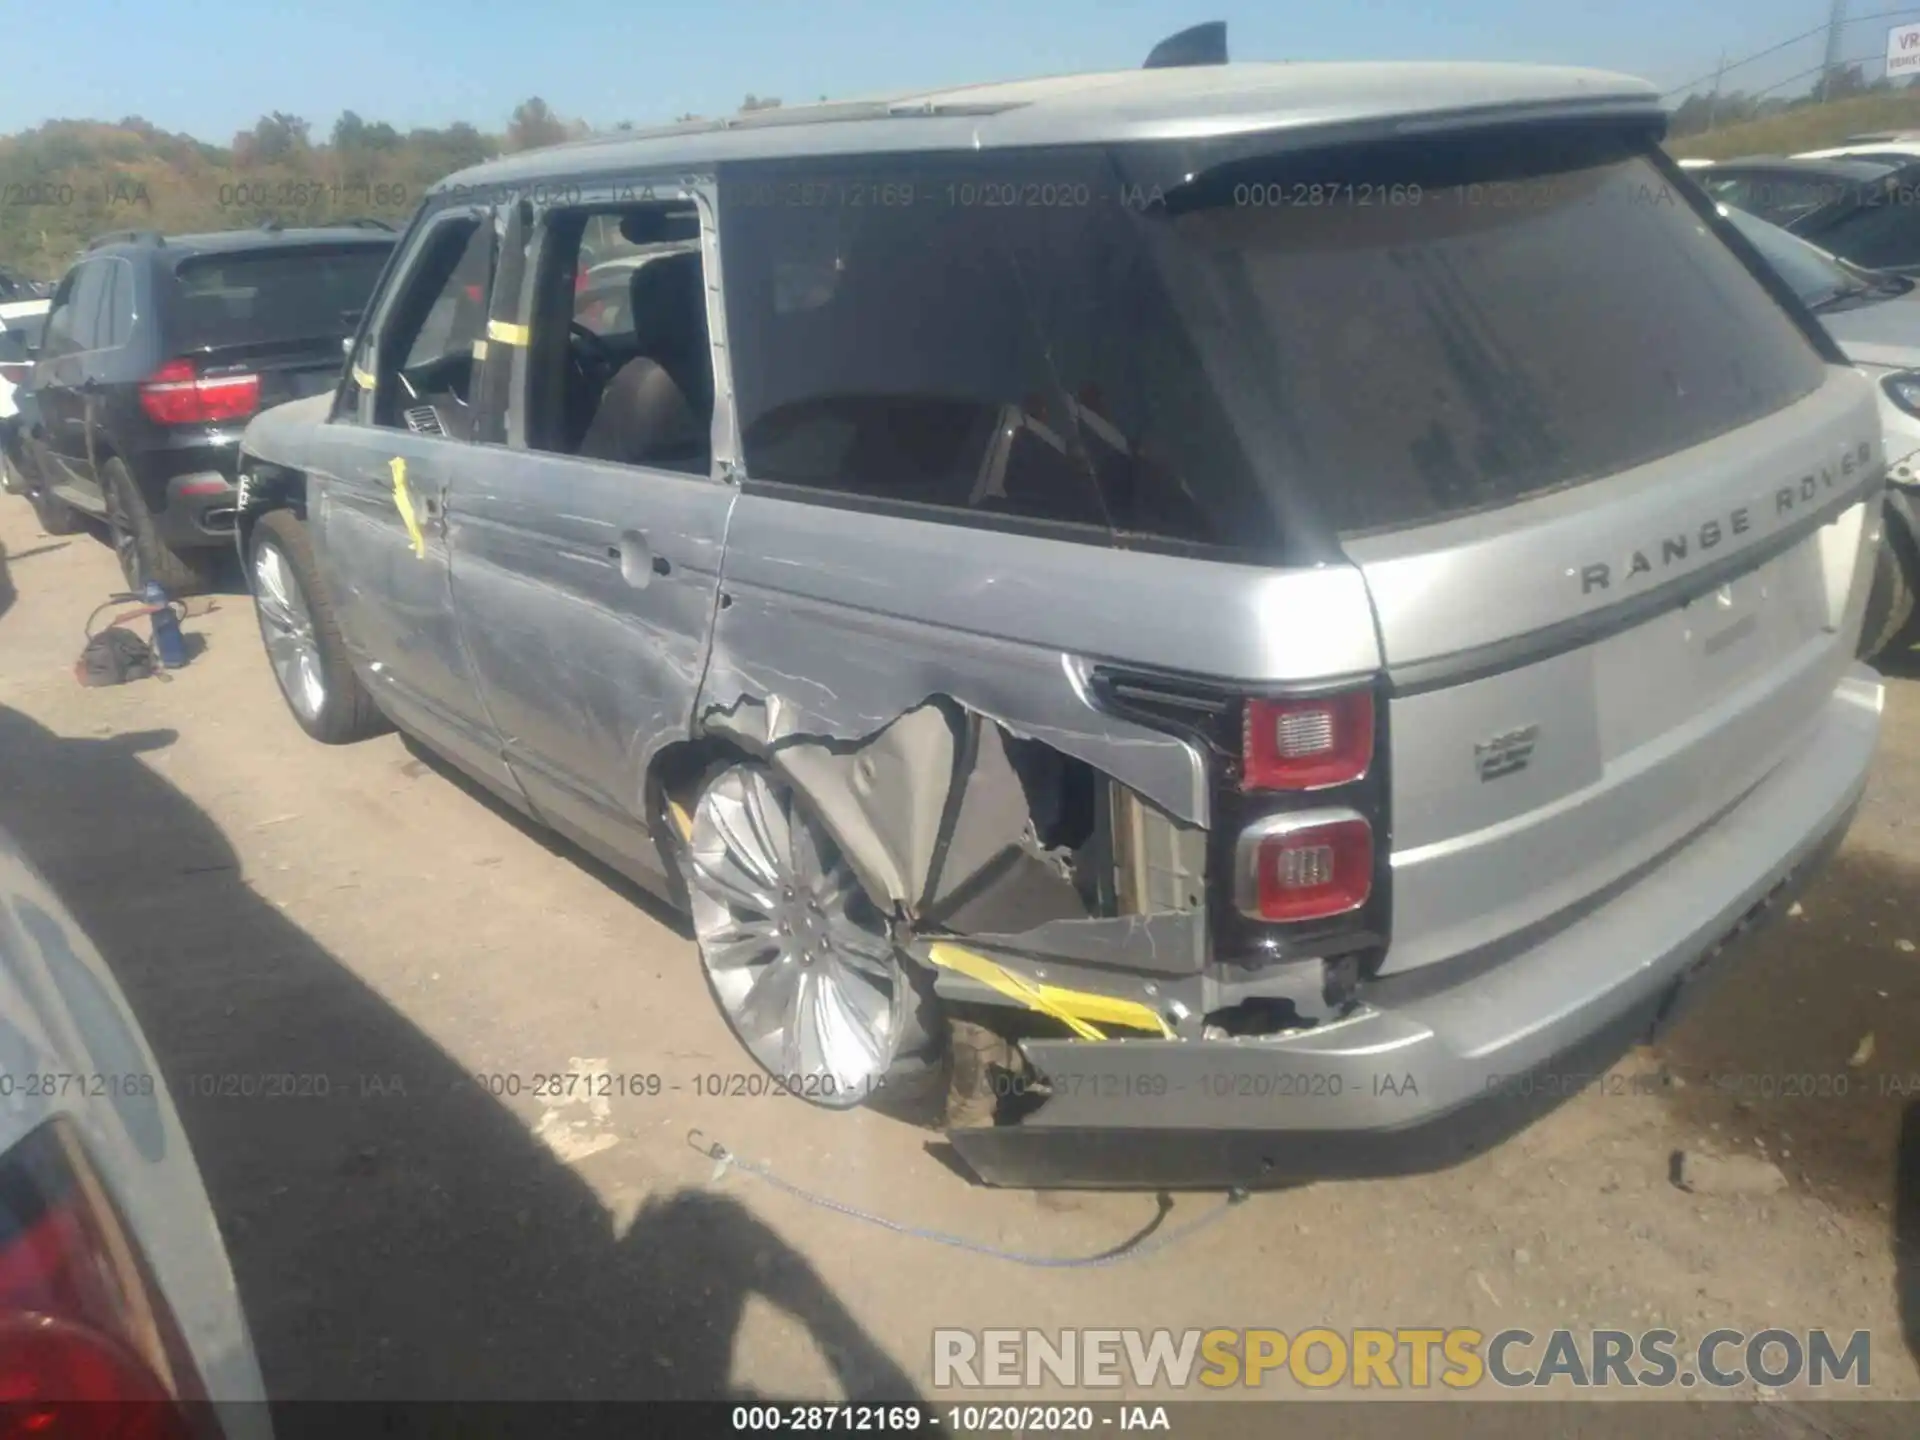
[0, 702, 915, 1404]
[396, 729, 693, 940]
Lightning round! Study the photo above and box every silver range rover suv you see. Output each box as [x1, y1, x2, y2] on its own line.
[231, 59, 1889, 1188]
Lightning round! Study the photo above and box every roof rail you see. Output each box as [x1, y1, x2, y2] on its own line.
[258, 218, 285, 232]
[1143, 21, 1227, 69]
[338, 217, 395, 231]
[86, 228, 164, 252]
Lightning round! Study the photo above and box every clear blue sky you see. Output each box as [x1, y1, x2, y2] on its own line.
[3, 0, 1916, 141]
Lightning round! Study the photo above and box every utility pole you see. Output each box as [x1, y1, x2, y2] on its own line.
[1819, 0, 1849, 101]
[1708, 50, 1728, 128]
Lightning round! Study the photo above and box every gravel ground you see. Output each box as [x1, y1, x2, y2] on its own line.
[0, 496, 1914, 1425]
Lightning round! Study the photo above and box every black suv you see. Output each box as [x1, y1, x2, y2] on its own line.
[18, 223, 395, 592]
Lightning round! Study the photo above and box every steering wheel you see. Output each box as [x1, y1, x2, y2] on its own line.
[569, 321, 612, 366]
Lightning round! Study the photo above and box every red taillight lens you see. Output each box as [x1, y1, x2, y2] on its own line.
[1239, 813, 1373, 922]
[138, 359, 259, 425]
[0, 1120, 200, 1437]
[0, 362, 31, 386]
[1242, 691, 1374, 791]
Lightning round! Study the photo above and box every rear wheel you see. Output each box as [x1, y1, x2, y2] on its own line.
[248, 508, 389, 745]
[101, 457, 217, 596]
[678, 760, 946, 1114]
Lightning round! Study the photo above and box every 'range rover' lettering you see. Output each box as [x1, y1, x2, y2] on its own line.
[1580, 440, 1874, 594]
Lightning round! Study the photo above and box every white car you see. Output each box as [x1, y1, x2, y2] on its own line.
[0, 299, 48, 420]
[1796, 132, 1920, 166]
[1722, 204, 1920, 655]
[0, 824, 269, 1431]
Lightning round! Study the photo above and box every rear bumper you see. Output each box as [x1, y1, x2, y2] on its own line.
[950, 666, 1883, 1189]
[152, 471, 239, 546]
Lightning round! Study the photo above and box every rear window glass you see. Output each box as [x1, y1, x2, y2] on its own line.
[167, 244, 392, 351]
[719, 129, 1827, 547]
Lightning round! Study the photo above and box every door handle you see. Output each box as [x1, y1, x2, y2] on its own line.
[613, 529, 656, 589]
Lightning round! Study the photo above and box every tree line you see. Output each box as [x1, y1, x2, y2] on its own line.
[0, 94, 784, 279]
[1668, 65, 1920, 138]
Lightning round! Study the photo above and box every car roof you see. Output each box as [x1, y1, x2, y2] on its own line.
[433, 61, 1661, 195]
[1697, 155, 1898, 179]
[84, 226, 397, 262]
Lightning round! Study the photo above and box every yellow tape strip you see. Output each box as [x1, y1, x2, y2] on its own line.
[388, 456, 426, 559]
[486, 319, 530, 345]
[926, 942, 1173, 1040]
[351, 366, 375, 390]
[668, 801, 694, 841]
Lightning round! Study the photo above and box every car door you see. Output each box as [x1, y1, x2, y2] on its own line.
[32, 261, 108, 499]
[445, 184, 734, 882]
[308, 203, 518, 797]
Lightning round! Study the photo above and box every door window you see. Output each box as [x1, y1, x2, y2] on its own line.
[524, 201, 713, 476]
[102, 259, 136, 349]
[37, 273, 79, 361]
[1809, 196, 1920, 270]
[371, 214, 496, 438]
[65, 261, 110, 353]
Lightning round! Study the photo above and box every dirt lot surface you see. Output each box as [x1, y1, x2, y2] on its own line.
[0, 497, 1915, 1426]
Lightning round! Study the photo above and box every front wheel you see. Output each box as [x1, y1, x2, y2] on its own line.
[678, 760, 946, 1114]
[248, 508, 390, 745]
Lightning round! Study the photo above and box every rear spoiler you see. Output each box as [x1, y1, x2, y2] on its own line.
[1143, 21, 1227, 68]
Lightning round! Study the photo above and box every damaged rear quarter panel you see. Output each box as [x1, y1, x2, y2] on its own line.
[696, 491, 1382, 984]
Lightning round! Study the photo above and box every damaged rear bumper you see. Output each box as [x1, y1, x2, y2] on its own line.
[950, 666, 1883, 1189]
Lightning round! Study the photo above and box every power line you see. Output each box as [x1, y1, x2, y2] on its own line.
[1743, 50, 1895, 101]
[1665, 7, 1920, 97]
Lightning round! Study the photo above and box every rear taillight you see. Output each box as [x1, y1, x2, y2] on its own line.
[1236, 811, 1373, 922]
[138, 359, 259, 426]
[0, 1119, 202, 1438]
[0, 362, 31, 387]
[1242, 692, 1374, 791]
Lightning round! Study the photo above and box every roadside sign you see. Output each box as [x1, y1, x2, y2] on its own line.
[1889, 22, 1920, 79]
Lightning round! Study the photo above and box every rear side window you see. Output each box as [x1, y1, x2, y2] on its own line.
[165, 244, 393, 351]
[719, 129, 1827, 547]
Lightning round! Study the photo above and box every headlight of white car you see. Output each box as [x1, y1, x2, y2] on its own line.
[1881, 369, 1920, 418]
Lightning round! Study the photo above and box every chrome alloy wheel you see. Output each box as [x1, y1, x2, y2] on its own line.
[252, 540, 326, 722]
[684, 763, 903, 1108]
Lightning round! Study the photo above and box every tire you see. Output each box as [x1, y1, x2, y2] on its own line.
[247, 508, 390, 745]
[1862, 531, 1915, 663]
[101, 456, 217, 596]
[675, 756, 949, 1117]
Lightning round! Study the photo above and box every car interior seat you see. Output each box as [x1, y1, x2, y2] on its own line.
[576, 250, 713, 472]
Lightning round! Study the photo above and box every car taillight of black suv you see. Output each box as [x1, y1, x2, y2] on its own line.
[14, 222, 395, 593]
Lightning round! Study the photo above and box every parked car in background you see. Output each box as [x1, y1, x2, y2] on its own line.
[0, 822, 270, 1431]
[1697, 154, 1920, 275]
[0, 300, 50, 496]
[0, 266, 49, 304]
[1721, 204, 1920, 659]
[17, 223, 395, 593]
[1690, 155, 1900, 226]
[231, 59, 1886, 1189]
[1797, 131, 1920, 166]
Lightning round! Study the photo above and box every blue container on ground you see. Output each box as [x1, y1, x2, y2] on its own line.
[142, 580, 188, 668]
